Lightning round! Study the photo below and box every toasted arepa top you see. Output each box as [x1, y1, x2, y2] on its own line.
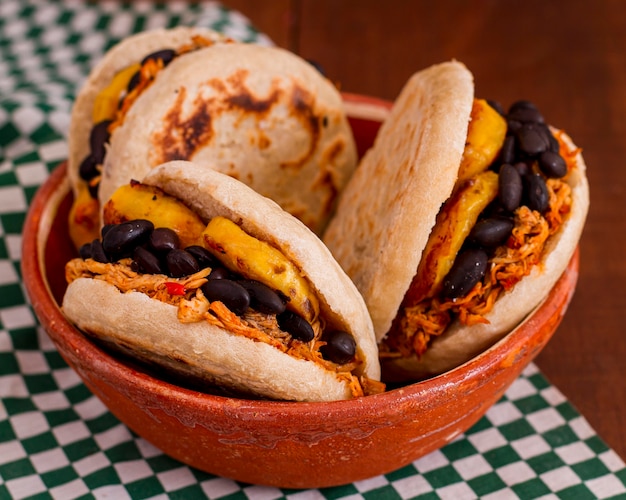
[100, 42, 357, 235]
[323, 61, 474, 339]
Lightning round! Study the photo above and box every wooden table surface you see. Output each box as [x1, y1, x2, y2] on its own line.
[224, 0, 626, 458]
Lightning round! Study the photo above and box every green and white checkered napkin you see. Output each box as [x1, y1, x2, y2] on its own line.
[1, 1, 625, 498]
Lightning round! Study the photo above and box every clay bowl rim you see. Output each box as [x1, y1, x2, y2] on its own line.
[21, 93, 578, 421]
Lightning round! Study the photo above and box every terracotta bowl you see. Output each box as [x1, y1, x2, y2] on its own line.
[21, 93, 579, 489]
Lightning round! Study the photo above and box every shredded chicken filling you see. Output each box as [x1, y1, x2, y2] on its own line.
[382, 132, 579, 359]
[65, 258, 384, 397]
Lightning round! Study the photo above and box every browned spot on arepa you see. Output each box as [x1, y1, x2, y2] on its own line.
[150, 87, 214, 164]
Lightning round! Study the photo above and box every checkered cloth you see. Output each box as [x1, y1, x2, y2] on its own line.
[1, 1, 625, 498]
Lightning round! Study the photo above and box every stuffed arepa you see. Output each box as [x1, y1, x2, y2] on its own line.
[68, 28, 357, 248]
[63, 161, 382, 401]
[323, 61, 589, 381]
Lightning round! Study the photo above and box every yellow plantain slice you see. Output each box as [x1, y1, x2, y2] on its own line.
[457, 99, 507, 182]
[102, 182, 205, 248]
[404, 170, 500, 305]
[68, 185, 101, 248]
[202, 216, 320, 323]
[92, 63, 141, 124]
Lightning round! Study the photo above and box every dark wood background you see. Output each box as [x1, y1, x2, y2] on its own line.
[224, 0, 626, 458]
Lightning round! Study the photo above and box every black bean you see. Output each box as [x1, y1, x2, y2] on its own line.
[277, 310, 315, 342]
[506, 119, 522, 136]
[185, 245, 218, 269]
[101, 224, 114, 238]
[102, 219, 154, 256]
[516, 122, 551, 156]
[538, 150, 567, 178]
[469, 216, 515, 248]
[498, 163, 523, 212]
[90, 239, 109, 263]
[513, 161, 531, 177]
[484, 203, 511, 220]
[507, 106, 544, 124]
[321, 331, 356, 364]
[78, 154, 100, 182]
[441, 248, 489, 299]
[133, 246, 164, 274]
[79, 242, 92, 260]
[87, 181, 99, 199]
[166, 249, 200, 278]
[201, 279, 250, 316]
[524, 174, 550, 213]
[548, 131, 560, 153]
[126, 70, 140, 93]
[508, 100, 538, 114]
[207, 267, 231, 280]
[238, 280, 286, 315]
[499, 135, 516, 164]
[149, 227, 180, 253]
[141, 48, 176, 66]
[89, 120, 112, 162]
[537, 123, 555, 145]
